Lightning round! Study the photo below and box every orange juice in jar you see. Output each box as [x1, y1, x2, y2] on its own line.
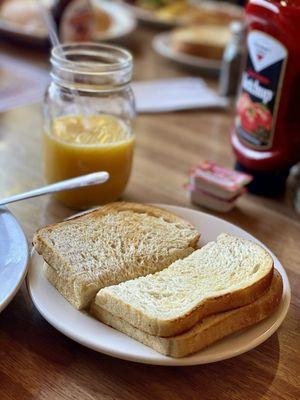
[44, 115, 134, 208]
[43, 43, 135, 209]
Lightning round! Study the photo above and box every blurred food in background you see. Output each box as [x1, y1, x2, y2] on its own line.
[157, 1, 242, 25]
[126, 0, 176, 10]
[59, 0, 108, 42]
[0, 0, 46, 35]
[166, 0, 243, 60]
[151, 1, 243, 72]
[60, 0, 135, 43]
[0, 0, 241, 48]
[171, 24, 231, 61]
[0, 0, 56, 34]
[121, 0, 242, 26]
[0, 0, 54, 43]
[180, 1, 242, 25]
[0, 0, 243, 81]
[0, 0, 136, 45]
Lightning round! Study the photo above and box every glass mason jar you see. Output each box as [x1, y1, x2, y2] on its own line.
[43, 42, 135, 209]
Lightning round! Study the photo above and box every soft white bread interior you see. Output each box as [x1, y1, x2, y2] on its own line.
[95, 234, 274, 337]
[91, 270, 282, 358]
[33, 202, 200, 309]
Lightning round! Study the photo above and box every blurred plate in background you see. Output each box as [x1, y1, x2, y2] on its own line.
[153, 32, 221, 73]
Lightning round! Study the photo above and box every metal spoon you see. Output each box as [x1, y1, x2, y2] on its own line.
[0, 172, 109, 206]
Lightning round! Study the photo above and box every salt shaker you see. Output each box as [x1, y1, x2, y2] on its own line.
[219, 21, 246, 98]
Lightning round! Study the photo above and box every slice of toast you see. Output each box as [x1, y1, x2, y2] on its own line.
[94, 234, 274, 337]
[171, 25, 231, 60]
[91, 270, 282, 358]
[33, 202, 199, 309]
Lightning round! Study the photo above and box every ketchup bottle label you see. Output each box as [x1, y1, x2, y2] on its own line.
[236, 30, 288, 150]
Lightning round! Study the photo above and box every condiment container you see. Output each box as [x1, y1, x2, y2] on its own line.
[231, 0, 300, 196]
[187, 161, 252, 212]
[219, 21, 246, 98]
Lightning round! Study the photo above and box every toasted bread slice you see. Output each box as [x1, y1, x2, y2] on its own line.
[33, 202, 199, 309]
[91, 270, 282, 358]
[171, 25, 231, 60]
[94, 234, 274, 337]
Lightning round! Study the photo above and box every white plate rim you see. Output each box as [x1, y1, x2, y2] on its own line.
[0, 206, 29, 312]
[152, 32, 222, 72]
[27, 204, 291, 366]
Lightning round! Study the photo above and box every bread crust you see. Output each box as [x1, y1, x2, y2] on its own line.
[90, 270, 283, 358]
[154, 264, 274, 337]
[97, 266, 274, 338]
[33, 202, 200, 249]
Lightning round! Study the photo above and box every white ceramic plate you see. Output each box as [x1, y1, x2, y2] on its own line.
[92, 0, 137, 41]
[27, 204, 291, 366]
[0, 206, 28, 312]
[152, 32, 222, 73]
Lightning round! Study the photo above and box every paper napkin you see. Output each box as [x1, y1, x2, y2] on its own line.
[132, 77, 229, 113]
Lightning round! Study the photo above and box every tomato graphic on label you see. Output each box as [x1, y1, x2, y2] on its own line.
[237, 93, 252, 114]
[240, 105, 259, 133]
[237, 92, 273, 137]
[254, 103, 272, 131]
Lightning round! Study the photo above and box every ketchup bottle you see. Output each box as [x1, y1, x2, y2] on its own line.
[231, 0, 300, 196]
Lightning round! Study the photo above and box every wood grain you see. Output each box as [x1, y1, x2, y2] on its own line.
[0, 26, 300, 400]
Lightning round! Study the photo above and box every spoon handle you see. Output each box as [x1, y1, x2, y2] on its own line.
[0, 172, 109, 206]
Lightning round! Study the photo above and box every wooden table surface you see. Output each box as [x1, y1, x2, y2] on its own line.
[0, 27, 299, 400]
